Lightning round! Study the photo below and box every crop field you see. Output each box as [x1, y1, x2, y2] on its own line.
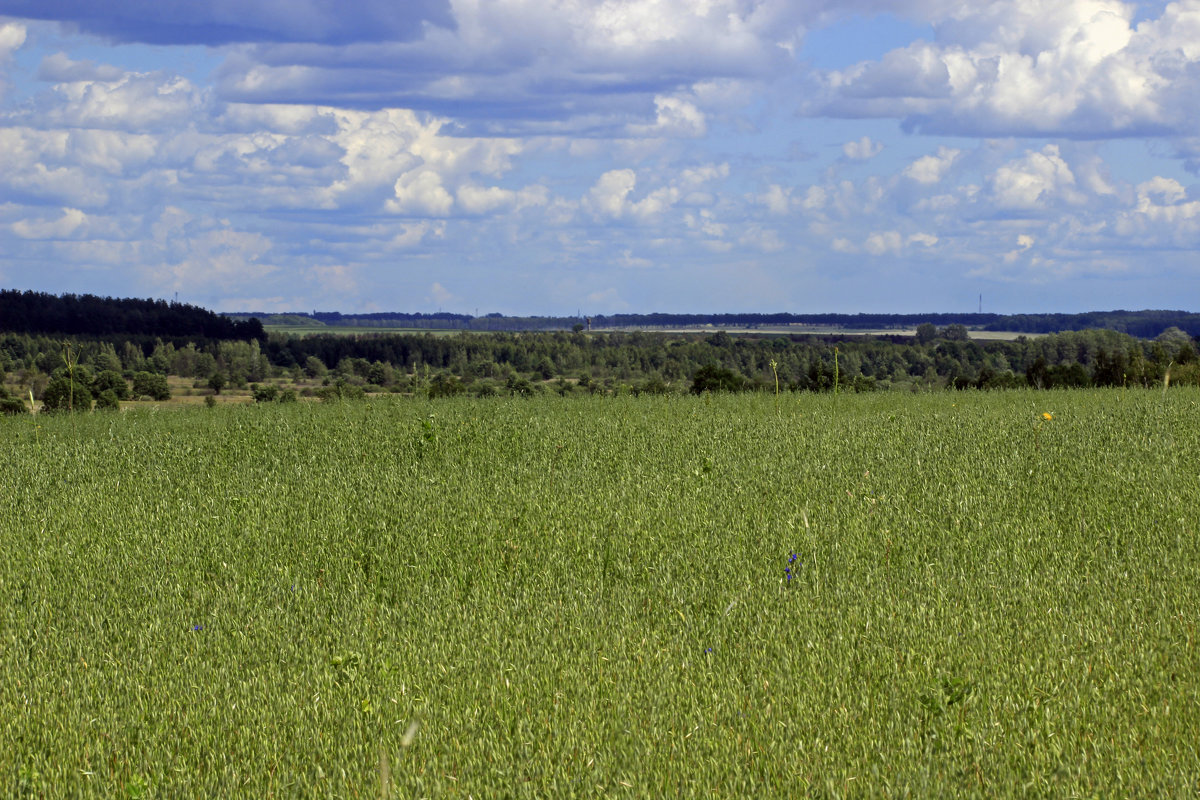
[2, 389, 1198, 797]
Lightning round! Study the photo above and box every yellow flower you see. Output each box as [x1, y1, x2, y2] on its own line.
[1042, 412, 1053, 421]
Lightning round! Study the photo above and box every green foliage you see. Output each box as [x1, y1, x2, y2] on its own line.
[252, 383, 279, 403]
[427, 373, 465, 399]
[131, 371, 171, 401]
[0, 385, 28, 414]
[207, 371, 227, 395]
[40, 375, 93, 412]
[303, 355, 328, 378]
[94, 389, 121, 411]
[691, 363, 746, 393]
[315, 379, 366, 402]
[92, 369, 130, 400]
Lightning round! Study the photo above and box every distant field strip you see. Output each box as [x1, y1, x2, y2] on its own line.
[2, 390, 1198, 796]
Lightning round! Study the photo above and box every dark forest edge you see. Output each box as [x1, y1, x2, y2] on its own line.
[5, 289, 1200, 338]
[235, 308, 1200, 338]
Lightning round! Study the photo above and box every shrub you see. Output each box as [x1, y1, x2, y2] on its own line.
[132, 371, 171, 401]
[94, 389, 121, 411]
[92, 370, 130, 400]
[42, 376, 93, 412]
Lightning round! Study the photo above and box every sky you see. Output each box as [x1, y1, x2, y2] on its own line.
[0, 1, 1199, 315]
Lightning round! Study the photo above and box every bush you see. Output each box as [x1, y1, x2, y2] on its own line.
[316, 380, 366, 402]
[0, 392, 28, 415]
[132, 371, 171, 401]
[41, 376, 93, 412]
[94, 389, 121, 411]
[252, 384, 280, 403]
[428, 373, 466, 399]
[691, 364, 746, 394]
[92, 370, 130, 400]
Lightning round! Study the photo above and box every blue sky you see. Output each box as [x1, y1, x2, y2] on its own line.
[0, 0, 1198, 315]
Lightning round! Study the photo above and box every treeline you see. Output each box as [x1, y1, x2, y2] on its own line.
[8, 291, 1198, 339]
[256, 327, 1198, 393]
[4, 325, 1197, 413]
[239, 308, 1200, 335]
[0, 290, 265, 340]
[982, 310, 1200, 338]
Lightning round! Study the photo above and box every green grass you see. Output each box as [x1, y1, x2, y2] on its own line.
[2, 390, 1198, 797]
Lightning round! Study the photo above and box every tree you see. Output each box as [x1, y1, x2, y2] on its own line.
[303, 356, 328, 378]
[252, 383, 279, 402]
[691, 364, 746, 394]
[942, 324, 970, 341]
[428, 373, 466, 398]
[42, 375, 93, 412]
[92, 369, 129, 400]
[207, 371, 227, 395]
[132, 371, 171, 401]
[915, 323, 938, 344]
[94, 389, 121, 411]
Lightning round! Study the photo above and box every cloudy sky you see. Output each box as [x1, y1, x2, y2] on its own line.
[1, 0, 1199, 315]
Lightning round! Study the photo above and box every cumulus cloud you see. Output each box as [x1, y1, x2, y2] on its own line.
[903, 146, 960, 183]
[862, 230, 937, 255]
[811, 0, 1200, 138]
[842, 135, 883, 160]
[0, 19, 26, 55]
[387, 170, 455, 216]
[583, 165, 723, 222]
[41, 71, 205, 131]
[196, 0, 825, 133]
[0, 20, 27, 100]
[628, 95, 707, 137]
[36, 52, 124, 82]
[585, 169, 638, 219]
[11, 207, 88, 239]
[989, 144, 1085, 210]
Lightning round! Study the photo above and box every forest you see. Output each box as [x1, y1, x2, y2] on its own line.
[0, 289, 265, 340]
[1, 320, 1197, 412]
[236, 308, 1200, 336]
[3, 291, 1199, 411]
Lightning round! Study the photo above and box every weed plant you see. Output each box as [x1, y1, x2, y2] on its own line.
[1, 389, 1198, 797]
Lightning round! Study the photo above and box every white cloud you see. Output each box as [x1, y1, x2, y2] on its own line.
[842, 135, 883, 160]
[585, 169, 638, 219]
[11, 208, 88, 239]
[903, 146, 960, 184]
[989, 144, 1084, 209]
[629, 95, 708, 137]
[760, 184, 792, 215]
[0, 20, 26, 55]
[387, 170, 455, 216]
[864, 231, 904, 255]
[812, 0, 1200, 138]
[1118, 175, 1200, 233]
[429, 282, 455, 307]
[45, 72, 204, 131]
[582, 168, 689, 221]
[389, 221, 445, 249]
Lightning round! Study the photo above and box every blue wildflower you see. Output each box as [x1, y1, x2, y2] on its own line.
[192, 624, 203, 632]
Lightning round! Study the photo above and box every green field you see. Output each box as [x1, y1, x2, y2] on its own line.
[2, 390, 1198, 797]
